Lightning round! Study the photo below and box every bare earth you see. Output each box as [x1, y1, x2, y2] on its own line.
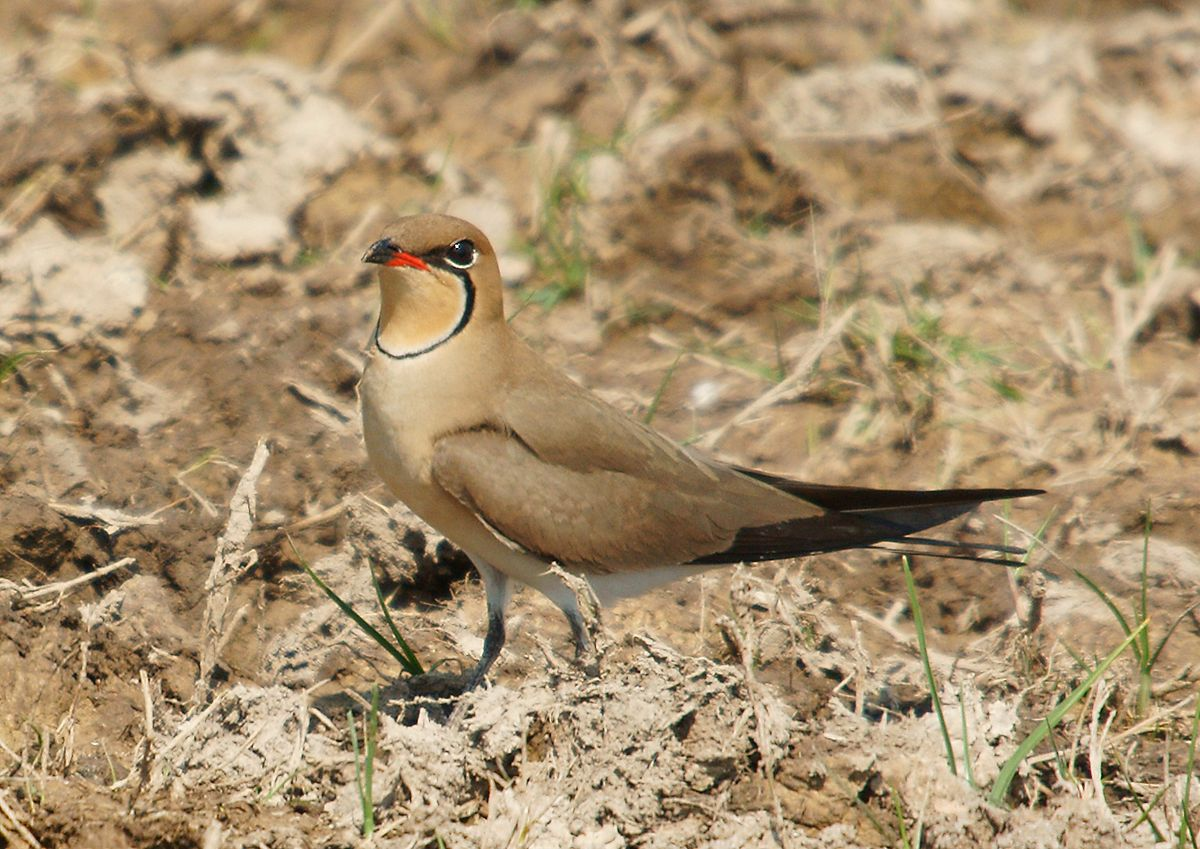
[2, 1, 1199, 847]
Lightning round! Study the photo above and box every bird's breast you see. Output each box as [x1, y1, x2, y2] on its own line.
[358, 342, 555, 581]
[358, 343, 498, 505]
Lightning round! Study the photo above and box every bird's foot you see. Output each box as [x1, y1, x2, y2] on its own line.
[574, 637, 602, 679]
[463, 663, 491, 693]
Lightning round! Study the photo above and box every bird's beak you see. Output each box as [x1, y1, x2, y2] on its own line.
[362, 239, 429, 270]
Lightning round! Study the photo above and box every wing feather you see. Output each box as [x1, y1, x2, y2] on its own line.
[432, 429, 753, 571]
[430, 341, 1039, 570]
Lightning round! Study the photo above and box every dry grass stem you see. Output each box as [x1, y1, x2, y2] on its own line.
[0, 557, 134, 608]
[699, 306, 857, 450]
[48, 501, 162, 536]
[0, 790, 42, 849]
[316, 0, 404, 88]
[194, 439, 270, 707]
[286, 380, 355, 430]
[1104, 245, 1180, 398]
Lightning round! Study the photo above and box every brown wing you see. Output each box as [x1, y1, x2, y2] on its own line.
[430, 342, 816, 570]
[433, 340, 1039, 569]
[498, 341, 726, 483]
[431, 428, 762, 570]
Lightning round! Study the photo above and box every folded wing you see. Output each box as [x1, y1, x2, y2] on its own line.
[431, 343, 1041, 570]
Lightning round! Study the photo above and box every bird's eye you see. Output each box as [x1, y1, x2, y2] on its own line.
[444, 239, 478, 269]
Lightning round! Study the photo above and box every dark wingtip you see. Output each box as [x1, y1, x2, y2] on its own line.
[864, 545, 1027, 566]
[687, 478, 1047, 567]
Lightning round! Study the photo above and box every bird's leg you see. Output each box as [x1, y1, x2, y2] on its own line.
[549, 564, 603, 678]
[566, 607, 601, 678]
[465, 558, 510, 691]
[465, 605, 505, 691]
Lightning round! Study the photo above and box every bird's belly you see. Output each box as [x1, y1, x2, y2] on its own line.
[584, 563, 719, 605]
[360, 389, 428, 500]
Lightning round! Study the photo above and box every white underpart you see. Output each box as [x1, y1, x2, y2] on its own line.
[582, 563, 721, 606]
[473, 551, 717, 618]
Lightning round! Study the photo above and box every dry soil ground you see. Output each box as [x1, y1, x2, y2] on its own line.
[2, 1, 1200, 847]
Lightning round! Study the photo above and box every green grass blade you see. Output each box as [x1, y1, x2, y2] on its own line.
[1074, 569, 1136, 643]
[1045, 716, 1071, 785]
[1178, 694, 1200, 849]
[347, 690, 380, 839]
[1060, 641, 1092, 674]
[958, 689, 976, 788]
[643, 355, 681, 425]
[0, 350, 43, 382]
[363, 685, 379, 839]
[348, 709, 364, 821]
[901, 556, 957, 777]
[987, 620, 1148, 807]
[1118, 757, 1167, 843]
[1019, 511, 1055, 567]
[1148, 601, 1200, 670]
[259, 768, 299, 803]
[292, 541, 422, 675]
[890, 787, 911, 849]
[369, 563, 424, 675]
[1139, 510, 1152, 661]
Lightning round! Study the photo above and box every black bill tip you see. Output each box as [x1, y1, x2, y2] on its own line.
[362, 238, 399, 265]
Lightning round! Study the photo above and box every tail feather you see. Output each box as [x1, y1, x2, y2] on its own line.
[878, 535, 1027, 555]
[736, 467, 1041, 516]
[862, 546, 1024, 566]
[688, 467, 1042, 566]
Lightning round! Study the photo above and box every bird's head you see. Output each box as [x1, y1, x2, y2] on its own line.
[362, 214, 504, 360]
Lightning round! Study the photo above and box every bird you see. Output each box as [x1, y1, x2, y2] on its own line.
[357, 213, 1041, 688]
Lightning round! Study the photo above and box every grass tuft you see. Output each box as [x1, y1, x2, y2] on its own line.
[900, 556, 956, 778]
[514, 132, 630, 311]
[290, 538, 424, 676]
[1074, 512, 1199, 718]
[0, 350, 47, 383]
[348, 684, 380, 839]
[987, 620, 1148, 807]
